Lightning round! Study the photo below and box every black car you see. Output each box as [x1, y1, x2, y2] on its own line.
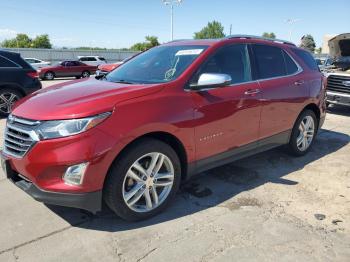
[0, 50, 41, 116]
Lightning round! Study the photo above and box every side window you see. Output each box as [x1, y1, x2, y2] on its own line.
[252, 44, 286, 79]
[0, 56, 19, 68]
[291, 48, 319, 71]
[79, 57, 87, 61]
[192, 44, 252, 85]
[90, 57, 97, 61]
[283, 51, 299, 74]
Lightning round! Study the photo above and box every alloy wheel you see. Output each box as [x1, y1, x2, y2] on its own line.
[122, 152, 174, 213]
[0, 93, 19, 114]
[296, 115, 315, 151]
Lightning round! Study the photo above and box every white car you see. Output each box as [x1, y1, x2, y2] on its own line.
[25, 58, 50, 69]
[77, 56, 107, 66]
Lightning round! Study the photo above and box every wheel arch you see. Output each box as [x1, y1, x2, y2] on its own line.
[0, 83, 26, 97]
[301, 103, 321, 126]
[106, 131, 189, 184]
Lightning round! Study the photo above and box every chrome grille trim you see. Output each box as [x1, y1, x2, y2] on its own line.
[327, 74, 350, 94]
[3, 115, 41, 158]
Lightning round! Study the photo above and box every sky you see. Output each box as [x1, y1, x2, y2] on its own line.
[0, 0, 349, 49]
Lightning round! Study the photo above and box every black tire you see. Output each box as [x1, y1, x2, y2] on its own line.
[81, 71, 90, 78]
[0, 89, 23, 117]
[103, 138, 181, 221]
[44, 71, 55, 80]
[287, 109, 318, 156]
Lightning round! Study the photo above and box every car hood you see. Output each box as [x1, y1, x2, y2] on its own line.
[12, 78, 164, 120]
[328, 33, 350, 58]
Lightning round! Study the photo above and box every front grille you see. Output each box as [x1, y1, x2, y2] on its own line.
[3, 115, 40, 158]
[327, 74, 350, 94]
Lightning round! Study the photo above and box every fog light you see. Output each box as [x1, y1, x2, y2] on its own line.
[63, 163, 88, 186]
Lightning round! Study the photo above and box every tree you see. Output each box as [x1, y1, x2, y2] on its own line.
[130, 36, 160, 51]
[315, 47, 322, 54]
[300, 34, 316, 53]
[262, 32, 276, 39]
[1, 33, 52, 49]
[32, 34, 52, 49]
[194, 21, 225, 39]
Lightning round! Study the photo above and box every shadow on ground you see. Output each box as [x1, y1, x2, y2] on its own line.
[327, 104, 350, 116]
[46, 129, 349, 231]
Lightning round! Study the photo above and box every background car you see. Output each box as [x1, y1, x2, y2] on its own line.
[24, 58, 50, 69]
[38, 60, 96, 80]
[96, 61, 123, 76]
[78, 56, 107, 66]
[0, 50, 41, 116]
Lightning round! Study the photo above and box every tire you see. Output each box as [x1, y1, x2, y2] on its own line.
[104, 138, 181, 221]
[0, 89, 22, 117]
[44, 71, 55, 80]
[81, 71, 90, 78]
[287, 109, 318, 156]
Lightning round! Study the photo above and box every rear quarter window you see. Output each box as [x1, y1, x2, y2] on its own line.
[291, 48, 319, 71]
[0, 55, 20, 68]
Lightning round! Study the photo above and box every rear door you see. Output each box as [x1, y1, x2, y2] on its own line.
[191, 44, 262, 161]
[251, 44, 308, 140]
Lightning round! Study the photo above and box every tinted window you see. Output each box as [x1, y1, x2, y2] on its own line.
[253, 45, 286, 79]
[283, 51, 299, 74]
[79, 57, 87, 61]
[292, 48, 319, 71]
[192, 44, 251, 85]
[98, 57, 106, 61]
[87, 57, 97, 61]
[0, 56, 19, 68]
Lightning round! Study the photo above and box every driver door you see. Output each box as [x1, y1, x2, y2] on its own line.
[190, 44, 262, 162]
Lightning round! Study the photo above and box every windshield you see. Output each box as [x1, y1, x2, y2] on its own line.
[105, 45, 208, 84]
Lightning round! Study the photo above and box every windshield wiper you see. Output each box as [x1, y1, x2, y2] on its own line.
[112, 79, 136, 84]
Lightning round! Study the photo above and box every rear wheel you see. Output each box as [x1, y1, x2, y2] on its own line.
[104, 138, 181, 221]
[287, 110, 317, 156]
[81, 71, 90, 78]
[44, 71, 55, 80]
[0, 89, 22, 117]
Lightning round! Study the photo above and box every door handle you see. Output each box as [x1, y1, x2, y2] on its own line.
[294, 80, 305, 86]
[244, 89, 260, 95]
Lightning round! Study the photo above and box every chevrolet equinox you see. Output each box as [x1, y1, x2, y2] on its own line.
[1, 35, 326, 221]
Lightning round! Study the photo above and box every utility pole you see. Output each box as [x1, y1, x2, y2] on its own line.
[229, 24, 232, 35]
[163, 0, 183, 41]
[285, 18, 301, 42]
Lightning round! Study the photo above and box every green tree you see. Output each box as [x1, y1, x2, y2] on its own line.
[315, 47, 322, 54]
[194, 21, 225, 39]
[130, 36, 160, 51]
[300, 34, 316, 53]
[262, 32, 276, 39]
[32, 34, 52, 48]
[1, 33, 52, 48]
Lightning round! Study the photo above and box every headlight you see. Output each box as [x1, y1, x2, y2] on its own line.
[36, 112, 111, 140]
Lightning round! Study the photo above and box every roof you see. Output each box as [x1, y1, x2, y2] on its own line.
[164, 34, 296, 47]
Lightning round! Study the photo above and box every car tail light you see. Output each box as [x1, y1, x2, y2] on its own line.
[27, 72, 39, 79]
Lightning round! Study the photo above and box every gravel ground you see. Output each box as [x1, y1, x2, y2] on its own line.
[0, 78, 349, 261]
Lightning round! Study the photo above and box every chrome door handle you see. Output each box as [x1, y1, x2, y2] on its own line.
[244, 89, 260, 95]
[294, 80, 305, 86]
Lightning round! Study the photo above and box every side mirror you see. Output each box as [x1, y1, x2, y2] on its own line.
[190, 73, 232, 90]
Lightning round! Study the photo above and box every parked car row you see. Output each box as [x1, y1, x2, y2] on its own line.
[0, 35, 327, 222]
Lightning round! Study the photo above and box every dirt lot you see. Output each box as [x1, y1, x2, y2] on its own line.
[0, 79, 349, 261]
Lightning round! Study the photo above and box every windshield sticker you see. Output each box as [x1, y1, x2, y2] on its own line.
[175, 49, 204, 56]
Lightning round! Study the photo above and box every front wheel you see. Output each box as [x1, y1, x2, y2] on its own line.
[104, 138, 181, 221]
[287, 109, 317, 156]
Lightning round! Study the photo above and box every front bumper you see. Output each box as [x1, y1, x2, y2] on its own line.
[327, 91, 350, 107]
[1, 157, 102, 213]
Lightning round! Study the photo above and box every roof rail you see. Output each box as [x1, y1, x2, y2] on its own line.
[225, 34, 296, 46]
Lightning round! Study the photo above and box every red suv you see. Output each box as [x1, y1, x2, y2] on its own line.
[1, 35, 326, 221]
